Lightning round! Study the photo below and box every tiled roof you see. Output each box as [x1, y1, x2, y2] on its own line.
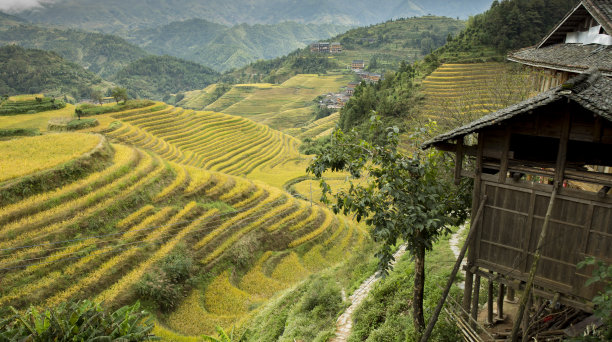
[508, 44, 612, 76]
[422, 70, 612, 149]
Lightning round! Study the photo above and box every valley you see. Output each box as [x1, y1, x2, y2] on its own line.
[2, 0, 606, 341]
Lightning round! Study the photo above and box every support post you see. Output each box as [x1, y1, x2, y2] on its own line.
[470, 273, 481, 328]
[507, 287, 515, 302]
[497, 283, 505, 320]
[487, 272, 494, 325]
[418, 196, 487, 342]
[454, 136, 464, 185]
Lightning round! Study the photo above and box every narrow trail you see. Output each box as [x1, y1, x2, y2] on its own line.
[330, 244, 407, 342]
[449, 224, 467, 289]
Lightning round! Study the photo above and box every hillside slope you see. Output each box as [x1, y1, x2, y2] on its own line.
[226, 16, 464, 84]
[0, 132, 367, 338]
[112, 56, 219, 101]
[0, 45, 104, 99]
[127, 19, 350, 72]
[0, 20, 148, 78]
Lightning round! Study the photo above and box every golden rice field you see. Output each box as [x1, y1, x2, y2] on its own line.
[291, 112, 339, 140]
[0, 133, 369, 338]
[420, 62, 533, 128]
[0, 133, 101, 182]
[196, 74, 353, 132]
[102, 104, 302, 178]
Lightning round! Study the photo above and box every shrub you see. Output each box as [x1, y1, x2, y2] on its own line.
[76, 99, 155, 116]
[0, 300, 156, 341]
[136, 248, 194, 311]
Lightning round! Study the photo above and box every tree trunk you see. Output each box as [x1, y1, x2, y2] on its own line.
[413, 244, 426, 333]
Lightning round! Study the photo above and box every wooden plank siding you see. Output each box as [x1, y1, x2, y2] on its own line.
[473, 178, 612, 303]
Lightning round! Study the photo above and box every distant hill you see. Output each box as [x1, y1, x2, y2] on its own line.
[0, 21, 149, 78]
[0, 45, 104, 99]
[113, 55, 219, 100]
[17, 0, 493, 32]
[127, 19, 351, 72]
[225, 16, 465, 84]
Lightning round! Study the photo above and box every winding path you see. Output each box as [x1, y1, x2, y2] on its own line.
[330, 244, 408, 342]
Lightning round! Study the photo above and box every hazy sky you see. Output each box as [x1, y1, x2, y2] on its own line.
[0, 0, 55, 12]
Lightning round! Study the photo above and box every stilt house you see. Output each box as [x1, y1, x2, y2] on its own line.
[422, 70, 612, 322]
[508, 0, 612, 91]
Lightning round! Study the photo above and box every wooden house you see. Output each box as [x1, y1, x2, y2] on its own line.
[330, 42, 342, 53]
[351, 60, 365, 70]
[423, 70, 612, 337]
[508, 0, 612, 92]
[310, 42, 331, 53]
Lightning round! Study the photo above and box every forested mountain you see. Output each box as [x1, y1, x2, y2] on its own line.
[17, 0, 493, 33]
[127, 19, 350, 72]
[431, 0, 578, 63]
[113, 55, 219, 100]
[0, 20, 148, 78]
[225, 16, 464, 84]
[0, 45, 104, 99]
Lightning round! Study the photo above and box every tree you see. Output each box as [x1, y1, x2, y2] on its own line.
[307, 117, 470, 334]
[90, 89, 104, 105]
[111, 86, 128, 104]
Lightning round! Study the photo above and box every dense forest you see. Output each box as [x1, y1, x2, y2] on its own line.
[0, 45, 104, 99]
[0, 20, 148, 78]
[113, 55, 219, 100]
[127, 19, 350, 72]
[432, 0, 577, 62]
[338, 62, 419, 131]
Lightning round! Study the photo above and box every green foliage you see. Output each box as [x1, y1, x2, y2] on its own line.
[307, 117, 470, 332]
[0, 95, 66, 115]
[429, 0, 577, 63]
[0, 45, 102, 100]
[113, 55, 219, 100]
[348, 235, 462, 342]
[0, 300, 156, 341]
[0, 22, 148, 78]
[111, 86, 129, 104]
[241, 274, 343, 341]
[0, 128, 40, 138]
[339, 61, 418, 131]
[575, 258, 612, 341]
[202, 326, 246, 342]
[136, 248, 194, 312]
[76, 99, 154, 116]
[129, 19, 349, 72]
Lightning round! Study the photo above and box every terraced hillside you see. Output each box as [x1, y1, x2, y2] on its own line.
[183, 74, 353, 132]
[0, 133, 368, 338]
[103, 103, 301, 177]
[420, 62, 533, 128]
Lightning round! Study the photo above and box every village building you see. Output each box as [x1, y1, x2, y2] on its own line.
[507, 0, 612, 92]
[423, 69, 612, 340]
[330, 42, 342, 53]
[351, 60, 365, 70]
[310, 42, 341, 53]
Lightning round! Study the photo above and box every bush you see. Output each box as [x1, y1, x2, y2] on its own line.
[0, 128, 40, 138]
[0, 97, 66, 115]
[0, 300, 156, 341]
[136, 248, 194, 311]
[76, 99, 155, 116]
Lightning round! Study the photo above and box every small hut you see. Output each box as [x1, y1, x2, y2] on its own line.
[423, 70, 612, 339]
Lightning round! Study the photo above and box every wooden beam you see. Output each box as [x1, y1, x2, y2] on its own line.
[487, 272, 494, 325]
[497, 283, 505, 320]
[455, 136, 465, 185]
[498, 127, 511, 183]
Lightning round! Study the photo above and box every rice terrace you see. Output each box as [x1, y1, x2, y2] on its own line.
[0, 0, 611, 341]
